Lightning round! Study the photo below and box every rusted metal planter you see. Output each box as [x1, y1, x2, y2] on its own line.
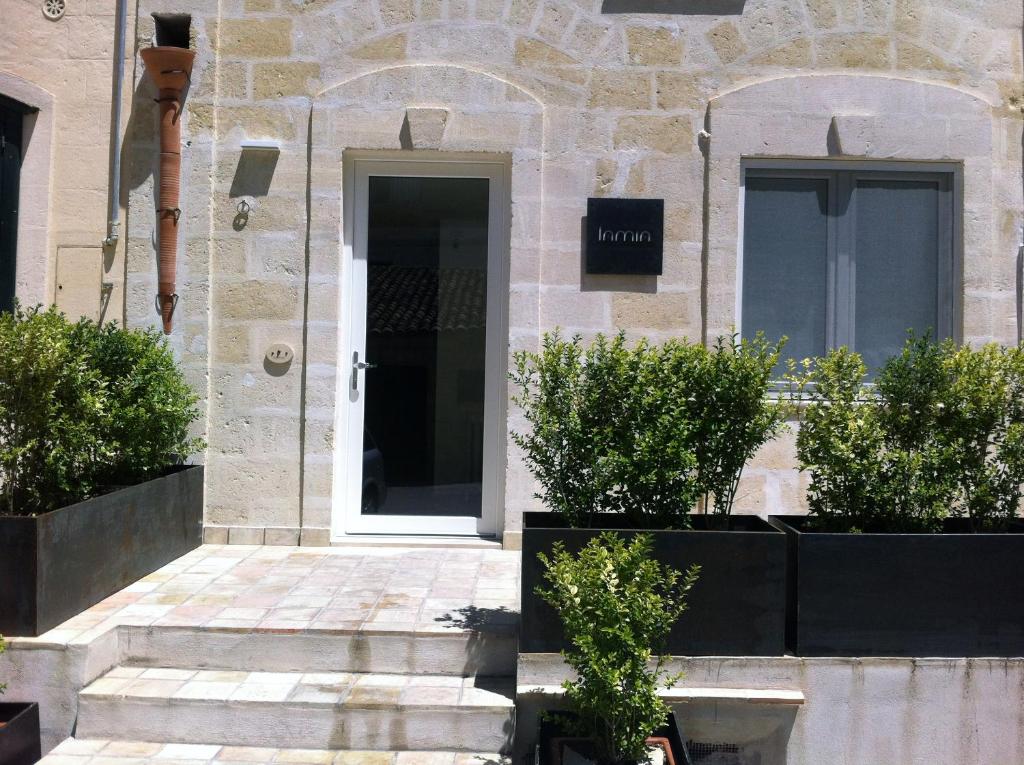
[0, 465, 203, 637]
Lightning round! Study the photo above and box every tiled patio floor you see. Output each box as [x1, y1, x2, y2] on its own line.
[43, 740, 505, 764]
[26, 544, 520, 646]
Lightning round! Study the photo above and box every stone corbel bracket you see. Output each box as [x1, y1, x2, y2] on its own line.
[400, 108, 449, 150]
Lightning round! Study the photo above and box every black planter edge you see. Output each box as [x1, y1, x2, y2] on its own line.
[520, 513, 789, 657]
[0, 702, 42, 765]
[766, 513, 1024, 658]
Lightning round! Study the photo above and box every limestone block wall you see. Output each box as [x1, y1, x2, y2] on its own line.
[1, 0, 136, 322]
[122, 0, 1023, 545]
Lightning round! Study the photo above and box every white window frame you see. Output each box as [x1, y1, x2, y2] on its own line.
[737, 159, 963, 359]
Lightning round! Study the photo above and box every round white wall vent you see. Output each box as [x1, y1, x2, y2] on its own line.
[42, 0, 65, 21]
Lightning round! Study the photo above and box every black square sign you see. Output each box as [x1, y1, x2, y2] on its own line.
[585, 197, 664, 276]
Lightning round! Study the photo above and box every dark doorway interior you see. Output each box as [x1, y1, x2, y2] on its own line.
[363, 175, 490, 518]
[0, 96, 24, 314]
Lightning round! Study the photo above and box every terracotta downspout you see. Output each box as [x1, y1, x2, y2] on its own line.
[140, 46, 195, 334]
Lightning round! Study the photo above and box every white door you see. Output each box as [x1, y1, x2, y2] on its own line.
[334, 156, 508, 538]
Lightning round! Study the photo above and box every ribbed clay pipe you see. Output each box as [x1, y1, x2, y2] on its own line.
[140, 46, 196, 334]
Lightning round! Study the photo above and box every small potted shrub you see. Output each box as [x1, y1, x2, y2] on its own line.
[0, 306, 205, 636]
[514, 331, 789, 656]
[774, 337, 1024, 656]
[0, 636, 42, 765]
[535, 533, 697, 765]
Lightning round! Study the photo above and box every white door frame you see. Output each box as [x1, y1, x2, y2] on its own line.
[332, 153, 509, 539]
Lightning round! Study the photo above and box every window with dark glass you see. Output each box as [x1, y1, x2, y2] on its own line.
[742, 167, 955, 376]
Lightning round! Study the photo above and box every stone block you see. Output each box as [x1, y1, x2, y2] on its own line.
[613, 115, 693, 154]
[626, 26, 684, 66]
[215, 282, 300, 321]
[379, 0, 416, 26]
[587, 71, 651, 109]
[350, 33, 407, 60]
[265, 527, 301, 546]
[215, 19, 293, 58]
[514, 37, 577, 67]
[300, 527, 331, 547]
[202, 526, 230, 544]
[253, 62, 321, 100]
[228, 526, 266, 545]
[817, 34, 891, 69]
[751, 38, 813, 67]
[896, 41, 955, 73]
[400, 108, 449, 150]
[611, 291, 699, 332]
[655, 72, 703, 110]
[805, 0, 838, 29]
[212, 324, 251, 364]
[707, 21, 747, 64]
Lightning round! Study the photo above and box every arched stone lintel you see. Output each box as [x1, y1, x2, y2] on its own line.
[704, 73, 998, 344]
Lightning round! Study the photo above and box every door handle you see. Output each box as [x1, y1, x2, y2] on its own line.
[351, 351, 376, 390]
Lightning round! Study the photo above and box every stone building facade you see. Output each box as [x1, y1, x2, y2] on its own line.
[5, 0, 1023, 547]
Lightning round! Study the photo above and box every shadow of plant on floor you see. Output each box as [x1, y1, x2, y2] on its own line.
[434, 605, 518, 634]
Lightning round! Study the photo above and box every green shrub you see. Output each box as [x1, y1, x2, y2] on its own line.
[510, 331, 787, 528]
[677, 334, 788, 518]
[537, 532, 700, 765]
[0, 305, 203, 517]
[792, 337, 1024, 532]
[71, 319, 204, 489]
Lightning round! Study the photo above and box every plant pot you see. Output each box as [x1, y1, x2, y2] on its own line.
[520, 512, 787, 656]
[0, 703, 41, 765]
[536, 712, 689, 765]
[0, 465, 204, 637]
[770, 515, 1024, 657]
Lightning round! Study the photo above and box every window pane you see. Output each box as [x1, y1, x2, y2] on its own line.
[742, 176, 829, 375]
[854, 179, 941, 373]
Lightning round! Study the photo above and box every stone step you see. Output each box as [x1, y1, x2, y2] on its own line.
[76, 667, 516, 754]
[118, 623, 517, 677]
[41, 739, 509, 764]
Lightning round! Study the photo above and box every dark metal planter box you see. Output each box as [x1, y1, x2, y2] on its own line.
[0, 465, 204, 637]
[0, 703, 41, 765]
[520, 512, 787, 656]
[770, 515, 1024, 657]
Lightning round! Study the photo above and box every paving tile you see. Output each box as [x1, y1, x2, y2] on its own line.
[273, 751, 335, 764]
[33, 544, 519, 645]
[215, 747, 279, 761]
[194, 670, 249, 683]
[52, 741, 111, 756]
[140, 668, 197, 681]
[173, 681, 242, 700]
[101, 742, 163, 757]
[156, 745, 222, 760]
[345, 685, 402, 706]
[332, 754, 393, 765]
[84, 677, 133, 695]
[123, 679, 187, 698]
[230, 682, 296, 702]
